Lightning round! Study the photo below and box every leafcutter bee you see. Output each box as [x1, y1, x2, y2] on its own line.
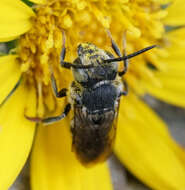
[26, 31, 156, 166]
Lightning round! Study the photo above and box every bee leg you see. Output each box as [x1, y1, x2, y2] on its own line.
[42, 103, 71, 125]
[51, 73, 67, 98]
[25, 104, 71, 125]
[61, 31, 66, 61]
[120, 80, 128, 96]
[59, 31, 71, 69]
[107, 30, 122, 57]
[118, 34, 129, 76]
[59, 32, 94, 69]
[107, 30, 129, 76]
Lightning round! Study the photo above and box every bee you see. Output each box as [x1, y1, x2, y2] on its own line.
[26, 31, 156, 166]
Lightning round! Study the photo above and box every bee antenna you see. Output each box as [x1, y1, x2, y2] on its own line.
[104, 45, 157, 63]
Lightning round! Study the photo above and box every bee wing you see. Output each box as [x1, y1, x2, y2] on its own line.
[72, 105, 119, 164]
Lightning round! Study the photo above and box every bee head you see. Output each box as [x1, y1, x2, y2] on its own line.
[72, 43, 118, 87]
[77, 43, 98, 57]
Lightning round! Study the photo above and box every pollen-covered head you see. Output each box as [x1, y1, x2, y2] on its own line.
[73, 43, 118, 87]
[77, 43, 114, 62]
[77, 43, 98, 57]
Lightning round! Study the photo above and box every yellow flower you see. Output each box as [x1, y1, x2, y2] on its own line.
[0, 0, 185, 189]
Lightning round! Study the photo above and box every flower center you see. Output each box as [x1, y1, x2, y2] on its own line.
[17, 0, 170, 115]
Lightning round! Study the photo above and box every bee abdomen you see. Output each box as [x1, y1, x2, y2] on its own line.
[73, 127, 110, 165]
[72, 107, 116, 166]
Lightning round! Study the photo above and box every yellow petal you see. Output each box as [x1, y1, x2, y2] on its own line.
[0, 0, 35, 42]
[0, 36, 19, 43]
[143, 28, 185, 107]
[114, 94, 185, 190]
[166, 27, 185, 54]
[0, 83, 36, 189]
[0, 55, 21, 105]
[29, 0, 46, 4]
[165, 0, 185, 25]
[143, 76, 185, 107]
[31, 103, 112, 190]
